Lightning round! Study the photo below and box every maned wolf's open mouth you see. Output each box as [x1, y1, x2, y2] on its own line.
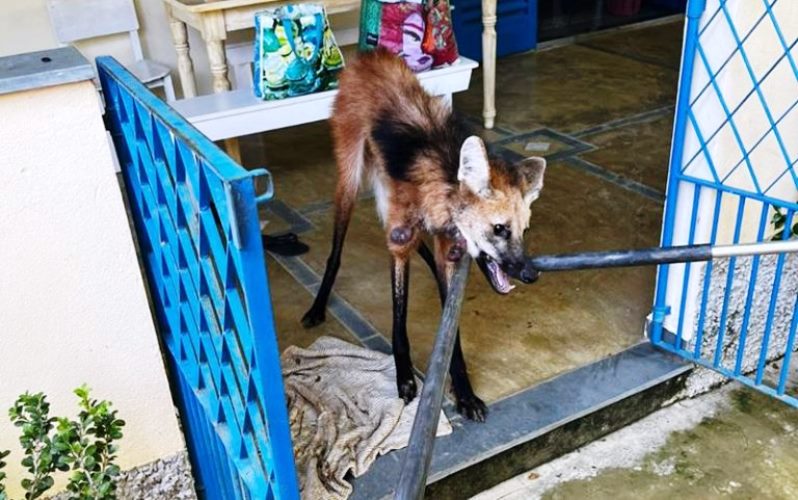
[476, 252, 515, 294]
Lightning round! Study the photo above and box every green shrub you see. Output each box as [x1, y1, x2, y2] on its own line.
[771, 206, 798, 241]
[0, 386, 125, 500]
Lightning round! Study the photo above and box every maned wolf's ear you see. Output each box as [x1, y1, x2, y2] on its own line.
[519, 156, 546, 204]
[458, 136, 491, 197]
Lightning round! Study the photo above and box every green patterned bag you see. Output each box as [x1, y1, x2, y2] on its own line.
[254, 4, 345, 100]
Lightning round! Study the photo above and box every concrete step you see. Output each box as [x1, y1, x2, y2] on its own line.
[351, 342, 690, 499]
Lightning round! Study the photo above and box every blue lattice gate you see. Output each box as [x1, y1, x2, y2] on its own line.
[98, 57, 300, 498]
[651, 0, 798, 406]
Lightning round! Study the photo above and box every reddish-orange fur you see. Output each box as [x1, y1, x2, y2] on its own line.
[303, 50, 546, 421]
[331, 50, 453, 255]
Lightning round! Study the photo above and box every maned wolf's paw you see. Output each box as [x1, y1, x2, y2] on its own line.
[397, 377, 418, 404]
[456, 394, 488, 422]
[301, 308, 326, 328]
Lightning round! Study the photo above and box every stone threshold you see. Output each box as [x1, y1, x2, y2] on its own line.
[350, 342, 690, 499]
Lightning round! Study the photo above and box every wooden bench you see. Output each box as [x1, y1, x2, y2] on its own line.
[171, 52, 478, 143]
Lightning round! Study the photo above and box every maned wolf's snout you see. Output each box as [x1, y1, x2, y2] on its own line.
[477, 252, 540, 294]
[503, 260, 539, 284]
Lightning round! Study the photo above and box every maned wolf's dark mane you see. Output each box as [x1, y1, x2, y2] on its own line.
[370, 109, 473, 185]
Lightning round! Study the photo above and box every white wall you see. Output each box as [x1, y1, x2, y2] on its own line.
[0, 0, 359, 97]
[0, 79, 185, 497]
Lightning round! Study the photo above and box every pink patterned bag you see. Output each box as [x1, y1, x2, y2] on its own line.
[359, 0, 457, 72]
[378, 2, 433, 72]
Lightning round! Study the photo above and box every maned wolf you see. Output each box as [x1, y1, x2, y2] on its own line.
[302, 49, 546, 421]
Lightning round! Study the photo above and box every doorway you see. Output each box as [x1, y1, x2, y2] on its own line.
[539, 0, 686, 41]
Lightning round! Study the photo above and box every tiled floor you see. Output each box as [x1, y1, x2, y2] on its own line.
[267, 254, 352, 348]
[578, 21, 686, 69]
[241, 19, 684, 405]
[453, 44, 678, 134]
[579, 113, 674, 191]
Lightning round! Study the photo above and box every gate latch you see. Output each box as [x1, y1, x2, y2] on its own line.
[251, 168, 275, 205]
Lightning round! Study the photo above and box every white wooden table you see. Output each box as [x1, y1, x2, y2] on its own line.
[163, 0, 498, 130]
[171, 57, 478, 140]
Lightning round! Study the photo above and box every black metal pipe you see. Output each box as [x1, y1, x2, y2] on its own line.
[525, 244, 713, 272]
[395, 256, 471, 500]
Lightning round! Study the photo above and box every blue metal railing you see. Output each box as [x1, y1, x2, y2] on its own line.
[652, 0, 798, 407]
[98, 56, 299, 499]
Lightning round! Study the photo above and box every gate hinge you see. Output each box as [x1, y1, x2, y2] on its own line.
[652, 305, 672, 324]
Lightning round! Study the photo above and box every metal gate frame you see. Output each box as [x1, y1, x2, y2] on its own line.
[98, 56, 300, 498]
[651, 0, 798, 406]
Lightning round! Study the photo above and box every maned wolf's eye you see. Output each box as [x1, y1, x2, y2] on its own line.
[493, 224, 511, 239]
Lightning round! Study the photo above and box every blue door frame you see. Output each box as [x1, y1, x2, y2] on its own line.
[651, 0, 798, 406]
[452, 0, 538, 61]
[98, 57, 300, 499]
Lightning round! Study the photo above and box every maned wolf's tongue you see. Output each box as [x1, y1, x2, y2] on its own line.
[486, 257, 515, 294]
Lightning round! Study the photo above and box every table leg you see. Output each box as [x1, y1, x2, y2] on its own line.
[208, 37, 241, 162]
[224, 138, 242, 164]
[481, 0, 497, 129]
[202, 13, 240, 162]
[205, 38, 232, 94]
[167, 8, 197, 99]
[439, 93, 453, 109]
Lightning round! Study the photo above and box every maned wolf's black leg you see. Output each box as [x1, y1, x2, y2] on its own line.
[302, 182, 357, 328]
[417, 240, 437, 272]
[392, 255, 417, 403]
[448, 334, 486, 422]
[426, 239, 488, 422]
